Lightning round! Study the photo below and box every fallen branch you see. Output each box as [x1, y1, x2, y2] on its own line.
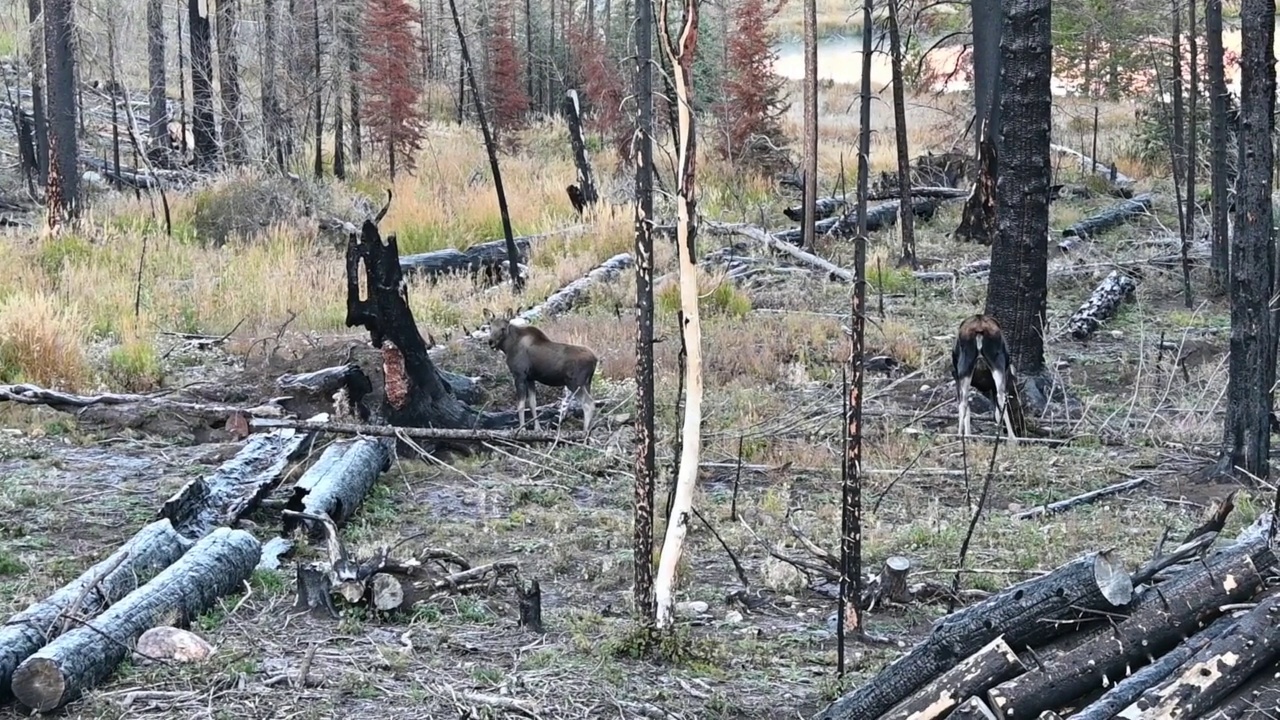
[1049, 144, 1136, 194]
[1066, 270, 1139, 341]
[0, 519, 192, 701]
[10, 527, 261, 712]
[1012, 477, 1146, 521]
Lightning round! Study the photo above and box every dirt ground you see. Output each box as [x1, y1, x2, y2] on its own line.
[0, 185, 1263, 720]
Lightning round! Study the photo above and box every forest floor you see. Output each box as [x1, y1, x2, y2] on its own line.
[0, 83, 1261, 720]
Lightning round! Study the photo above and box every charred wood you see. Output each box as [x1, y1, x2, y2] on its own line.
[813, 551, 1133, 720]
[9, 528, 260, 712]
[1201, 665, 1280, 719]
[158, 428, 312, 540]
[1061, 194, 1153, 239]
[0, 519, 192, 702]
[250, 417, 571, 443]
[782, 196, 847, 223]
[399, 236, 531, 284]
[946, 696, 1000, 719]
[882, 636, 1027, 720]
[282, 437, 393, 538]
[1066, 270, 1139, 341]
[774, 197, 946, 245]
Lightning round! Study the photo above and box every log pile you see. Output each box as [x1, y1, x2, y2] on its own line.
[813, 505, 1280, 720]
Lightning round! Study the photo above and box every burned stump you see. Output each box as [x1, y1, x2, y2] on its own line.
[10, 528, 260, 712]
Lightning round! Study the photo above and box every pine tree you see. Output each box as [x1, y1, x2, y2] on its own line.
[487, 1, 530, 135]
[363, 0, 427, 178]
[567, 25, 629, 162]
[716, 0, 790, 173]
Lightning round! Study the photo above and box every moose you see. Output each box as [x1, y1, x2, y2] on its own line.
[951, 313, 1019, 443]
[483, 308, 598, 434]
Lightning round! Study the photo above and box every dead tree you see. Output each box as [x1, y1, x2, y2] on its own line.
[886, 0, 917, 268]
[44, 0, 79, 226]
[564, 89, 599, 209]
[1206, 0, 1229, 291]
[800, 0, 818, 249]
[146, 0, 166, 157]
[188, 0, 218, 168]
[28, 0, 48, 185]
[217, 0, 245, 164]
[954, 138, 997, 244]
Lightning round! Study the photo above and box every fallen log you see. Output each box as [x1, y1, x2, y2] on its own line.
[9, 527, 261, 712]
[0, 519, 192, 702]
[515, 252, 633, 324]
[282, 437, 393, 538]
[1117, 592, 1280, 718]
[882, 636, 1026, 720]
[250, 417, 576, 443]
[1061, 194, 1153, 239]
[1065, 270, 1138, 341]
[1049, 144, 1136, 194]
[813, 550, 1133, 720]
[399, 236, 531, 283]
[984, 535, 1274, 719]
[947, 697, 999, 719]
[774, 196, 946, 245]
[1012, 477, 1146, 521]
[783, 196, 848, 223]
[870, 186, 972, 201]
[159, 428, 312, 540]
[1067, 612, 1238, 720]
[1201, 665, 1280, 719]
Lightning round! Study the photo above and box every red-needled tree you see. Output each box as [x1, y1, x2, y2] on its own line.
[363, 0, 427, 179]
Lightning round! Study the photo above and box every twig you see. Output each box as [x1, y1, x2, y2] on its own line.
[1011, 476, 1147, 521]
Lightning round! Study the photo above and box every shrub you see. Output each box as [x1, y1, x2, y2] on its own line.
[0, 292, 91, 391]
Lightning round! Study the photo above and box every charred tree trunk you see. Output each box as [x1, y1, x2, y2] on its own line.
[971, 0, 1002, 156]
[178, 1, 189, 159]
[886, 0, 916, 268]
[334, 98, 346, 179]
[283, 438, 392, 538]
[984, 0, 1052, 382]
[564, 90, 599, 207]
[632, 0, 658, 627]
[11, 529, 260, 712]
[27, 0, 48, 186]
[800, 0, 818, 249]
[217, 0, 245, 164]
[447, 0, 526, 293]
[312, 0, 323, 179]
[188, 0, 218, 168]
[43, 0, 78, 227]
[1186, 0, 1199, 306]
[955, 135, 997, 245]
[345, 0, 362, 165]
[1206, 0, 1230, 292]
[882, 637, 1026, 720]
[262, 0, 282, 169]
[146, 0, 168, 159]
[1210, 0, 1276, 483]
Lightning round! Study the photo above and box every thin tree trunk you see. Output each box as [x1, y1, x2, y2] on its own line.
[525, 0, 534, 102]
[448, 0, 526, 293]
[334, 95, 346, 179]
[218, 0, 245, 164]
[1186, 0, 1198, 307]
[108, 22, 122, 182]
[312, 0, 323, 179]
[177, 0, 188, 158]
[1207, 0, 1229, 292]
[263, 0, 282, 169]
[801, 0, 818, 249]
[188, 0, 218, 167]
[886, 0, 916, 269]
[28, 0, 48, 186]
[971, 0, 1002, 155]
[1171, 0, 1191, 307]
[345, 0, 361, 164]
[653, 0, 701, 633]
[44, 0, 78, 228]
[632, 0, 657, 627]
[1212, 0, 1276, 483]
[146, 0, 167, 155]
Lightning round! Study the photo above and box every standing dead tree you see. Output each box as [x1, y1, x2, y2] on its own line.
[564, 89, 599, 212]
[187, 0, 218, 168]
[44, 0, 79, 228]
[800, 0, 818, 248]
[886, 0, 916, 268]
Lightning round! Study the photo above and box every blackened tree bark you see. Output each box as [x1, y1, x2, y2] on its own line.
[1206, 0, 1229, 292]
[147, 0, 167, 155]
[1211, 0, 1276, 483]
[887, 0, 916, 268]
[334, 97, 346, 179]
[262, 0, 283, 170]
[217, 0, 246, 164]
[632, 0, 657, 626]
[345, 0, 362, 165]
[800, 0, 818, 249]
[1185, 0, 1198, 307]
[188, 0, 218, 168]
[971, 0, 1002, 156]
[983, 0, 1051, 381]
[27, 0, 48, 186]
[43, 0, 79, 228]
[312, 0, 323, 179]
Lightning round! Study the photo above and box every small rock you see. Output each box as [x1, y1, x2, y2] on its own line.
[919, 384, 931, 392]
[135, 626, 214, 664]
[1109, 330, 1124, 339]
[675, 600, 709, 617]
[724, 610, 744, 624]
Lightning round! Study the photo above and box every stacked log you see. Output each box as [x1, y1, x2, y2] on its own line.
[814, 510, 1280, 720]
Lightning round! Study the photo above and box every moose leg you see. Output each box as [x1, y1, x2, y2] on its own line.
[514, 377, 529, 430]
[579, 387, 596, 435]
[992, 367, 1018, 443]
[527, 386, 541, 431]
[956, 373, 973, 437]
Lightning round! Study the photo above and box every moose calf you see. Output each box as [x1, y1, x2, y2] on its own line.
[951, 313, 1018, 443]
[483, 308, 598, 434]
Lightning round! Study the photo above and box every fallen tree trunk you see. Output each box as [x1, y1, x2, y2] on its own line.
[282, 437, 392, 537]
[882, 636, 1026, 720]
[1061, 194, 1153, 239]
[10, 527, 261, 712]
[813, 551, 1133, 720]
[159, 428, 312, 540]
[984, 535, 1274, 719]
[1117, 592, 1280, 718]
[399, 236, 532, 283]
[947, 696, 1000, 719]
[1012, 477, 1146, 521]
[1065, 270, 1139, 341]
[1201, 664, 1280, 719]
[514, 252, 633, 324]
[0, 519, 192, 702]
[774, 196, 946, 245]
[1049, 144, 1136, 195]
[783, 196, 848, 223]
[1067, 613, 1238, 720]
[250, 417, 573, 443]
[871, 186, 972, 201]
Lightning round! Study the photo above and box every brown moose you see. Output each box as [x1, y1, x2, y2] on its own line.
[483, 308, 598, 434]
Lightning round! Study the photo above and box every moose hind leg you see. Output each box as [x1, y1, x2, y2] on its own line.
[527, 386, 541, 431]
[957, 373, 973, 437]
[992, 367, 1018, 443]
[578, 386, 596, 435]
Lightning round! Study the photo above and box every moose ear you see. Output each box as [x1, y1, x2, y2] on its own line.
[482, 308, 494, 321]
[505, 307, 515, 319]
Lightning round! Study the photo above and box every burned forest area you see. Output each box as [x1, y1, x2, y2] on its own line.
[0, 0, 1279, 717]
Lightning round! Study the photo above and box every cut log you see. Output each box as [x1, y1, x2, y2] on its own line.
[0, 519, 192, 702]
[783, 196, 848, 223]
[398, 236, 531, 283]
[946, 696, 1000, 719]
[1061, 194, 1153, 239]
[10, 527, 261, 712]
[1012, 477, 1146, 521]
[813, 550, 1133, 720]
[1116, 592, 1280, 718]
[1065, 270, 1138, 341]
[862, 556, 913, 610]
[870, 186, 972, 201]
[1201, 666, 1280, 719]
[158, 429, 312, 540]
[1049, 144, 1135, 194]
[773, 196, 946, 245]
[984, 536, 1274, 719]
[882, 636, 1027, 720]
[282, 437, 393, 537]
[1067, 613, 1238, 720]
